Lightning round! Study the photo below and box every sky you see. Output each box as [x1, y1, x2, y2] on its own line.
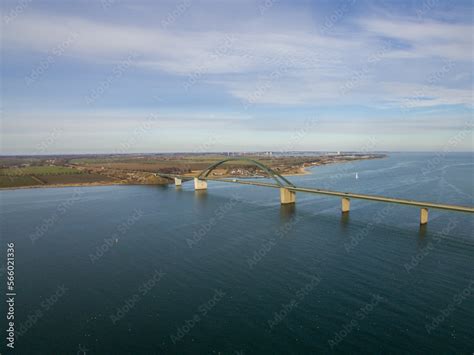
[1, 0, 473, 154]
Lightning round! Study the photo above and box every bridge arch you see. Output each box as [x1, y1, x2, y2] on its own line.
[197, 158, 295, 187]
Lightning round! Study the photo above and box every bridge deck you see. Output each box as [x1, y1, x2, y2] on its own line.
[172, 175, 474, 214]
[155, 173, 194, 182]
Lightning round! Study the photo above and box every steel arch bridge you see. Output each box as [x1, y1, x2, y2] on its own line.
[197, 158, 295, 188]
[155, 157, 474, 226]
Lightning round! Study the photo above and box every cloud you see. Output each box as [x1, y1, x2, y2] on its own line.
[0, 109, 253, 134]
[2, 10, 472, 108]
[359, 18, 473, 61]
[1, 3, 473, 153]
[382, 82, 473, 108]
[2, 11, 353, 74]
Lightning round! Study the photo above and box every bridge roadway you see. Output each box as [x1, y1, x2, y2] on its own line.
[156, 158, 474, 226]
[204, 177, 474, 213]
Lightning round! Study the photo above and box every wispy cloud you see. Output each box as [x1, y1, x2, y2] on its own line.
[360, 18, 473, 61]
[3, 10, 472, 104]
[1, 0, 472, 153]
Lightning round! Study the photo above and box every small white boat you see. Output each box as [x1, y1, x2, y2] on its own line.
[355, 172, 359, 179]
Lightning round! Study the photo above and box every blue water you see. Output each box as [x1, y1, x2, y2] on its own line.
[0, 153, 473, 354]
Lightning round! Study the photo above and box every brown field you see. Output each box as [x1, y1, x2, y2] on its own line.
[73, 155, 346, 174]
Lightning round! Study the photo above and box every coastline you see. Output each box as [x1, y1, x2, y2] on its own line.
[0, 181, 125, 191]
[0, 155, 384, 191]
[0, 170, 309, 191]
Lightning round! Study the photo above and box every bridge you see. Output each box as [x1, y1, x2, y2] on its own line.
[156, 158, 474, 226]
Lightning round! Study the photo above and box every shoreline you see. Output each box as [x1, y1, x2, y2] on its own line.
[0, 155, 384, 191]
[0, 181, 126, 191]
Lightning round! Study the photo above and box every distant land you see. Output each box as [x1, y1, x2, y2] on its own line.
[0, 152, 386, 189]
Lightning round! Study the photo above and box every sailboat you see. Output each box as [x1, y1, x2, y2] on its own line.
[355, 172, 359, 179]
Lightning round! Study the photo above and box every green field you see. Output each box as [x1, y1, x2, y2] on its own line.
[37, 174, 113, 184]
[0, 166, 90, 188]
[0, 176, 43, 188]
[0, 166, 81, 176]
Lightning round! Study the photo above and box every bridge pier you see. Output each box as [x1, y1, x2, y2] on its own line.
[420, 208, 429, 225]
[280, 188, 296, 204]
[194, 178, 208, 190]
[174, 178, 182, 187]
[342, 197, 350, 213]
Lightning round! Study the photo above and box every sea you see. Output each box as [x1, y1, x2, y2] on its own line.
[1, 152, 473, 354]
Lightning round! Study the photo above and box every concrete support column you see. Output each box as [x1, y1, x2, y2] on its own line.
[280, 188, 296, 204]
[194, 178, 207, 190]
[174, 178, 182, 187]
[342, 197, 350, 213]
[420, 208, 429, 225]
